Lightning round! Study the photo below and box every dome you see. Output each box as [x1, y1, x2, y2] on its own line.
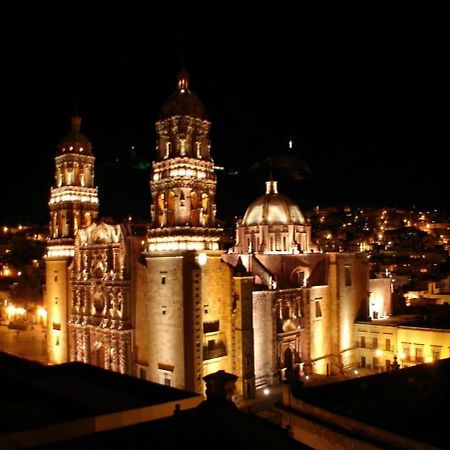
[242, 181, 305, 226]
[58, 116, 93, 156]
[161, 70, 205, 120]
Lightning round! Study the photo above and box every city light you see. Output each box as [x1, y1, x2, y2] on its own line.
[37, 307, 47, 319]
[197, 252, 208, 266]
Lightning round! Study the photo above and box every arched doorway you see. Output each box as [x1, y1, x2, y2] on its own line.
[284, 347, 293, 370]
[91, 341, 105, 368]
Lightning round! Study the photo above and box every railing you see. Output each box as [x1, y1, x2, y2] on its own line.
[355, 342, 395, 352]
[203, 341, 227, 360]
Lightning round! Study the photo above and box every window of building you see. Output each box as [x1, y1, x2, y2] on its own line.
[360, 336, 366, 348]
[54, 271, 58, 282]
[403, 343, 411, 360]
[297, 271, 305, 286]
[160, 271, 167, 284]
[344, 265, 352, 286]
[372, 337, 378, 350]
[164, 376, 171, 386]
[415, 346, 424, 363]
[179, 138, 186, 156]
[360, 356, 366, 368]
[204, 304, 209, 314]
[139, 368, 147, 379]
[432, 349, 440, 361]
[314, 300, 322, 318]
[385, 339, 391, 351]
[275, 230, 281, 251]
[162, 306, 167, 315]
[373, 357, 379, 369]
[203, 320, 220, 333]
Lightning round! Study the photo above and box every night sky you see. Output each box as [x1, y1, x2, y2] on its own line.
[2, 10, 448, 225]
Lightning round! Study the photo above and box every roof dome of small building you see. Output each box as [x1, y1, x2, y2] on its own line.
[242, 181, 305, 226]
[161, 70, 206, 120]
[58, 116, 93, 156]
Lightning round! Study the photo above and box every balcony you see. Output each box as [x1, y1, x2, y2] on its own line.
[203, 340, 227, 361]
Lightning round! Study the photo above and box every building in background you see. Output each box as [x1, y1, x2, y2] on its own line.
[44, 72, 392, 399]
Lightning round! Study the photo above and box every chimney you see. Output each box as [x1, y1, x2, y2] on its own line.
[203, 370, 238, 405]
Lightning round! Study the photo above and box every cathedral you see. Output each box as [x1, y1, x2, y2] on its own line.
[45, 71, 374, 399]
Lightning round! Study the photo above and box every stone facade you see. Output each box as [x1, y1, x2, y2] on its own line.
[45, 72, 389, 400]
[68, 222, 142, 374]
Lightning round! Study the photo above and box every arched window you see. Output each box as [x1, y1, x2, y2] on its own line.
[167, 192, 175, 226]
[73, 211, 79, 234]
[157, 193, 165, 226]
[275, 230, 282, 251]
[84, 212, 92, 227]
[190, 192, 198, 226]
[179, 138, 186, 156]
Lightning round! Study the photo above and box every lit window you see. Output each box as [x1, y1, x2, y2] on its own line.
[372, 337, 378, 349]
[314, 300, 322, 318]
[344, 265, 352, 286]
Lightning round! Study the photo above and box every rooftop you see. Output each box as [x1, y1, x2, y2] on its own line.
[0, 353, 306, 449]
[0, 352, 198, 436]
[291, 358, 450, 448]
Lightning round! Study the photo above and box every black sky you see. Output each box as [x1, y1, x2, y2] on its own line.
[2, 9, 448, 225]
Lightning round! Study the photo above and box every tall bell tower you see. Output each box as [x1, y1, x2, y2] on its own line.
[147, 70, 221, 251]
[144, 72, 232, 393]
[45, 115, 99, 364]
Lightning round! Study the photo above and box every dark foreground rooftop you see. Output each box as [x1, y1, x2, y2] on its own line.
[0, 352, 306, 449]
[0, 352, 197, 436]
[292, 357, 450, 448]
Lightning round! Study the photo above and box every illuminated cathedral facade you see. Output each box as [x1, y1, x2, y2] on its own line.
[45, 72, 378, 399]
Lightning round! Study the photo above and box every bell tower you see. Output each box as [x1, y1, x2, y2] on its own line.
[46, 115, 99, 364]
[147, 70, 221, 251]
[144, 72, 232, 394]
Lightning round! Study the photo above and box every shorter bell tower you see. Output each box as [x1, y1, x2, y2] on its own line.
[46, 115, 99, 364]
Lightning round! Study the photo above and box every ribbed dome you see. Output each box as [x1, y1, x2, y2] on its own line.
[242, 181, 305, 226]
[58, 116, 93, 156]
[161, 70, 205, 120]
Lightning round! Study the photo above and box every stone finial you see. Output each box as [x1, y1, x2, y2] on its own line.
[71, 115, 82, 132]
